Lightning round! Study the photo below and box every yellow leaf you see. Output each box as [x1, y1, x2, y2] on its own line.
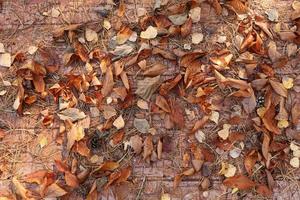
[209, 111, 220, 124]
[219, 162, 236, 178]
[39, 136, 48, 148]
[277, 120, 289, 128]
[103, 19, 111, 30]
[140, 26, 157, 39]
[282, 76, 294, 89]
[232, 187, 239, 194]
[161, 193, 171, 200]
[257, 107, 266, 118]
[290, 157, 299, 168]
[218, 124, 231, 140]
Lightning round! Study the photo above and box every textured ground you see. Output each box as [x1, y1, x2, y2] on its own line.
[0, 0, 299, 199]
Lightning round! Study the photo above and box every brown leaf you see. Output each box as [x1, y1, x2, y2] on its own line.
[256, 184, 272, 197]
[155, 95, 171, 112]
[143, 136, 153, 160]
[210, 52, 233, 70]
[101, 66, 114, 97]
[98, 161, 120, 171]
[169, 98, 185, 129]
[157, 139, 163, 159]
[210, 0, 222, 15]
[44, 183, 67, 198]
[262, 105, 280, 134]
[136, 75, 161, 101]
[117, 1, 126, 17]
[242, 87, 256, 114]
[159, 74, 182, 96]
[143, 63, 167, 76]
[262, 132, 271, 161]
[120, 71, 130, 90]
[65, 171, 79, 188]
[115, 166, 132, 184]
[191, 116, 209, 133]
[55, 160, 70, 173]
[152, 47, 177, 60]
[181, 18, 192, 37]
[23, 170, 49, 184]
[223, 174, 256, 190]
[67, 124, 85, 150]
[58, 108, 86, 122]
[244, 150, 259, 174]
[227, 0, 248, 14]
[74, 41, 89, 62]
[173, 174, 183, 189]
[269, 79, 288, 97]
[255, 21, 273, 39]
[87, 181, 97, 200]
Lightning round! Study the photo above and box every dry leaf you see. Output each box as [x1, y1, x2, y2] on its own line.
[12, 177, 33, 199]
[44, 183, 67, 198]
[169, 98, 185, 129]
[209, 111, 220, 124]
[181, 18, 192, 38]
[265, 9, 279, 22]
[195, 130, 205, 143]
[101, 66, 114, 97]
[113, 115, 125, 130]
[244, 150, 259, 174]
[137, 99, 149, 110]
[0, 43, 5, 53]
[219, 162, 237, 178]
[103, 19, 111, 30]
[227, 0, 248, 14]
[269, 79, 287, 97]
[218, 124, 231, 140]
[117, 26, 133, 44]
[168, 13, 188, 25]
[111, 44, 133, 56]
[143, 63, 167, 76]
[155, 95, 171, 112]
[143, 136, 153, 160]
[290, 157, 300, 168]
[282, 76, 294, 89]
[85, 28, 98, 43]
[129, 135, 143, 154]
[256, 184, 272, 197]
[134, 118, 150, 133]
[140, 26, 158, 39]
[192, 33, 204, 44]
[65, 171, 79, 188]
[0, 53, 11, 67]
[58, 108, 86, 122]
[189, 7, 201, 23]
[67, 124, 85, 150]
[136, 75, 161, 101]
[223, 174, 256, 190]
[292, 1, 300, 10]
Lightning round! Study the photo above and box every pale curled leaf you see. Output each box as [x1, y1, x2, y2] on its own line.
[136, 75, 161, 101]
[140, 26, 158, 39]
[58, 108, 86, 122]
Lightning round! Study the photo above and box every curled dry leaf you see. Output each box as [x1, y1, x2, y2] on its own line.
[227, 0, 248, 14]
[85, 28, 98, 43]
[58, 108, 86, 122]
[191, 116, 209, 133]
[67, 124, 85, 150]
[269, 79, 287, 97]
[65, 171, 79, 188]
[223, 174, 256, 190]
[219, 162, 237, 178]
[181, 18, 192, 38]
[218, 124, 231, 140]
[159, 74, 182, 96]
[137, 99, 149, 110]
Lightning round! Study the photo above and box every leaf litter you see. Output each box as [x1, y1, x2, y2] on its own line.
[1, 0, 300, 199]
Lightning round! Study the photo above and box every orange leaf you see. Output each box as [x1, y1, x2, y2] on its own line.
[115, 166, 132, 184]
[227, 0, 248, 14]
[98, 161, 120, 171]
[116, 26, 133, 45]
[55, 160, 70, 173]
[223, 174, 256, 190]
[159, 74, 182, 96]
[87, 181, 98, 200]
[143, 63, 167, 77]
[262, 105, 280, 134]
[23, 170, 48, 184]
[173, 174, 182, 189]
[65, 171, 79, 188]
[74, 41, 88, 62]
[191, 116, 209, 133]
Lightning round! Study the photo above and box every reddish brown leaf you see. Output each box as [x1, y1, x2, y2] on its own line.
[159, 74, 182, 96]
[101, 66, 114, 97]
[227, 0, 248, 14]
[65, 171, 79, 188]
[143, 63, 167, 76]
[155, 95, 171, 112]
[115, 166, 132, 184]
[244, 150, 259, 174]
[269, 79, 288, 98]
[98, 161, 120, 171]
[191, 116, 209, 133]
[256, 184, 272, 197]
[173, 174, 183, 189]
[116, 26, 133, 45]
[87, 181, 97, 200]
[262, 132, 271, 161]
[181, 18, 192, 37]
[169, 98, 185, 129]
[143, 136, 153, 160]
[74, 41, 89, 62]
[223, 174, 256, 190]
[262, 105, 280, 134]
[55, 160, 70, 173]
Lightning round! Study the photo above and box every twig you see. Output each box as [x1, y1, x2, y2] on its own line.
[136, 176, 146, 200]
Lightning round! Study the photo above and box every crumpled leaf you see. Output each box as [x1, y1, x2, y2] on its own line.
[136, 75, 161, 101]
[223, 174, 256, 190]
[181, 18, 192, 38]
[129, 135, 143, 154]
[244, 150, 260, 174]
[58, 108, 86, 122]
[111, 44, 134, 56]
[143, 63, 167, 76]
[44, 183, 67, 198]
[155, 95, 171, 112]
[140, 26, 158, 39]
[227, 0, 248, 14]
[134, 118, 150, 134]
